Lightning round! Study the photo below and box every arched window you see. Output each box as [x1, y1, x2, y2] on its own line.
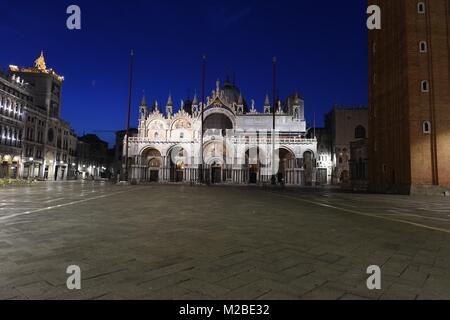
[355, 125, 367, 139]
[421, 80, 429, 92]
[418, 2, 426, 13]
[154, 132, 159, 140]
[180, 132, 184, 139]
[419, 41, 427, 53]
[423, 121, 431, 134]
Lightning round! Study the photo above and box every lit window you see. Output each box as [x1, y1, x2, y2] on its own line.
[419, 41, 427, 53]
[418, 2, 426, 13]
[423, 121, 431, 134]
[421, 80, 429, 92]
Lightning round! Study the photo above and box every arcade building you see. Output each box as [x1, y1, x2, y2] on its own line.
[126, 79, 327, 185]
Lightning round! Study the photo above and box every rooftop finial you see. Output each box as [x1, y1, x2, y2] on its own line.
[35, 51, 47, 71]
[193, 92, 199, 105]
[264, 94, 270, 106]
[294, 92, 301, 105]
[167, 93, 173, 106]
[216, 79, 220, 93]
[141, 91, 147, 106]
[238, 93, 243, 105]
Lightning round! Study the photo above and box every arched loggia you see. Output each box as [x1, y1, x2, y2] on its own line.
[276, 148, 296, 184]
[168, 146, 187, 182]
[245, 147, 266, 184]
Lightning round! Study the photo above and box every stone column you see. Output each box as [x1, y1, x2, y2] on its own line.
[63, 165, 68, 180]
[18, 161, 24, 179]
[30, 163, 35, 179]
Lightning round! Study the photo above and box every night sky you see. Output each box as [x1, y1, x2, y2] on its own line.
[0, 0, 368, 146]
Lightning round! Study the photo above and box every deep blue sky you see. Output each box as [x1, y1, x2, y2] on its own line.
[0, 0, 368, 146]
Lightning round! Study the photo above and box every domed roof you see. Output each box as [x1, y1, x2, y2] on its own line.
[222, 80, 249, 113]
[285, 93, 304, 114]
[223, 80, 241, 104]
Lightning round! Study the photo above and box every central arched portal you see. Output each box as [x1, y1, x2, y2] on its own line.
[142, 148, 162, 182]
[245, 147, 265, 184]
[168, 146, 187, 182]
[204, 141, 230, 184]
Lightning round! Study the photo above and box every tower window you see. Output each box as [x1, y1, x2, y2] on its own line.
[418, 2, 426, 13]
[423, 121, 431, 134]
[421, 80, 430, 92]
[419, 41, 427, 53]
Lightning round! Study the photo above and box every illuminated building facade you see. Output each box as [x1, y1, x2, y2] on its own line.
[0, 52, 78, 180]
[126, 79, 320, 185]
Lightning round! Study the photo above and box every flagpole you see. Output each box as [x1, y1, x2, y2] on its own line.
[314, 111, 316, 139]
[200, 55, 206, 183]
[124, 49, 134, 182]
[271, 56, 277, 185]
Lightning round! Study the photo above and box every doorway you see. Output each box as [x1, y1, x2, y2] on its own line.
[211, 165, 222, 184]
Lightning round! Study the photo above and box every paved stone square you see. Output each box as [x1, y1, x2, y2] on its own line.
[1, 181, 450, 300]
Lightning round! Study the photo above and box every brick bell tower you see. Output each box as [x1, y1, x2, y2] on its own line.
[368, 0, 450, 195]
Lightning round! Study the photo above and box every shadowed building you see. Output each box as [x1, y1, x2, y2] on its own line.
[325, 106, 368, 185]
[349, 138, 369, 191]
[77, 134, 111, 179]
[77, 134, 110, 179]
[368, 0, 450, 194]
[114, 128, 138, 180]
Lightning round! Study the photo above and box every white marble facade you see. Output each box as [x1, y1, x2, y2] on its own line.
[126, 80, 319, 185]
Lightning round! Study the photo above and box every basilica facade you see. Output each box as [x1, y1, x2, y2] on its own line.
[126, 79, 325, 186]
